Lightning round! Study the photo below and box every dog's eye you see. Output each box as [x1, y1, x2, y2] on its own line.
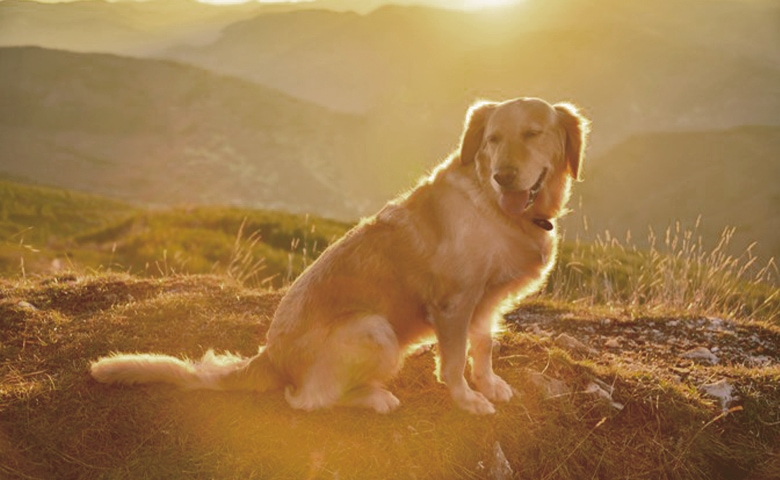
[523, 130, 542, 140]
[486, 134, 501, 145]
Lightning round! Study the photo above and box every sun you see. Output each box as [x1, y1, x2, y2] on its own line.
[463, 0, 523, 9]
[196, 0, 315, 4]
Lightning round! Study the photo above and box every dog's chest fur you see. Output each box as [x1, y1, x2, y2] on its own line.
[435, 178, 553, 291]
[379, 161, 556, 302]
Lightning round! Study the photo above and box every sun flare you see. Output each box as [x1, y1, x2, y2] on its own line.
[196, 0, 315, 5]
[197, 0, 523, 8]
[463, 0, 523, 9]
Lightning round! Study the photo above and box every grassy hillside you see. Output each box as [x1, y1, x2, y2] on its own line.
[2, 178, 776, 314]
[74, 206, 350, 288]
[0, 178, 136, 244]
[0, 180, 350, 287]
[0, 274, 778, 479]
[0, 179, 137, 276]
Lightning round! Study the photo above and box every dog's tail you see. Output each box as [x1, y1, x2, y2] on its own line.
[90, 348, 283, 392]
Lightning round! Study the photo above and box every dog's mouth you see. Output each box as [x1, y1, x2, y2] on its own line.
[498, 167, 548, 217]
[528, 167, 548, 205]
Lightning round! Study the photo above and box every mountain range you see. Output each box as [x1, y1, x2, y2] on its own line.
[0, 46, 369, 218]
[160, 0, 780, 147]
[562, 125, 780, 260]
[0, 0, 778, 259]
[0, 0, 401, 55]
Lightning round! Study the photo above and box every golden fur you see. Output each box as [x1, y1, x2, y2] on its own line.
[91, 97, 590, 414]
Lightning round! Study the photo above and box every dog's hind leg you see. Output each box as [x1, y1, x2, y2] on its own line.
[284, 362, 342, 412]
[284, 315, 403, 413]
[340, 383, 400, 413]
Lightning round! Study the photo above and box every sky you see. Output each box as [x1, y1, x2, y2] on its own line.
[23, 0, 526, 10]
[194, 0, 523, 6]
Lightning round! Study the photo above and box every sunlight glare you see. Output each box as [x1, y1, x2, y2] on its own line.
[196, 0, 315, 5]
[196, 0, 249, 4]
[463, 0, 524, 10]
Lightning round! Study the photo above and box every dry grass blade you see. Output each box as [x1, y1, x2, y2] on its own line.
[226, 217, 267, 286]
[548, 221, 779, 322]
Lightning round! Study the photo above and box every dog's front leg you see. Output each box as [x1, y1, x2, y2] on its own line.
[431, 299, 496, 415]
[468, 296, 514, 403]
[469, 332, 513, 403]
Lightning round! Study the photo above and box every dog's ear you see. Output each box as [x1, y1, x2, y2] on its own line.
[554, 102, 590, 181]
[459, 101, 496, 165]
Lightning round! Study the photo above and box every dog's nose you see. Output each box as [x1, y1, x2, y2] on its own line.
[493, 168, 518, 188]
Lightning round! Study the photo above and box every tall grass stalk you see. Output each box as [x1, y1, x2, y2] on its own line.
[548, 219, 779, 320]
[226, 218, 267, 286]
[285, 214, 317, 286]
[5, 227, 39, 278]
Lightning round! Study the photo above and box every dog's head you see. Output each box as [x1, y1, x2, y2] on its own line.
[459, 97, 589, 220]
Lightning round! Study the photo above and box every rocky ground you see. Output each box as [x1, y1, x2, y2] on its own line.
[505, 305, 780, 414]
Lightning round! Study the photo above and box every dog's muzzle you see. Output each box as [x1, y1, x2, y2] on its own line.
[496, 167, 549, 218]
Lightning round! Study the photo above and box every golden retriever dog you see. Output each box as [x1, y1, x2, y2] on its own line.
[91, 97, 589, 415]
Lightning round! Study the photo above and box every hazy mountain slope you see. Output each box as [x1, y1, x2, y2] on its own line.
[173, 9, 359, 66]
[0, 46, 368, 218]
[0, 0, 276, 55]
[563, 126, 780, 260]
[0, 0, 404, 55]
[163, 5, 479, 114]
[159, 0, 780, 209]
[160, 0, 780, 140]
[165, 6, 477, 113]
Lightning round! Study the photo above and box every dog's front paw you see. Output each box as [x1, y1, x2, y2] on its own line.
[474, 373, 514, 403]
[453, 387, 496, 415]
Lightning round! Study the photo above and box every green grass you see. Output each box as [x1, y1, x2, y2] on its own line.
[0, 179, 137, 242]
[73, 206, 350, 287]
[547, 221, 779, 324]
[3, 180, 776, 321]
[0, 180, 350, 287]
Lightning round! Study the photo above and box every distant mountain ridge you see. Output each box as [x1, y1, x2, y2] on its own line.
[0, 0, 425, 56]
[159, 0, 780, 228]
[0, 46, 369, 219]
[564, 125, 780, 260]
[160, 0, 780, 141]
[0, 0, 340, 55]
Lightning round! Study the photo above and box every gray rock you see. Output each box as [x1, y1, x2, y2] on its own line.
[681, 346, 719, 365]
